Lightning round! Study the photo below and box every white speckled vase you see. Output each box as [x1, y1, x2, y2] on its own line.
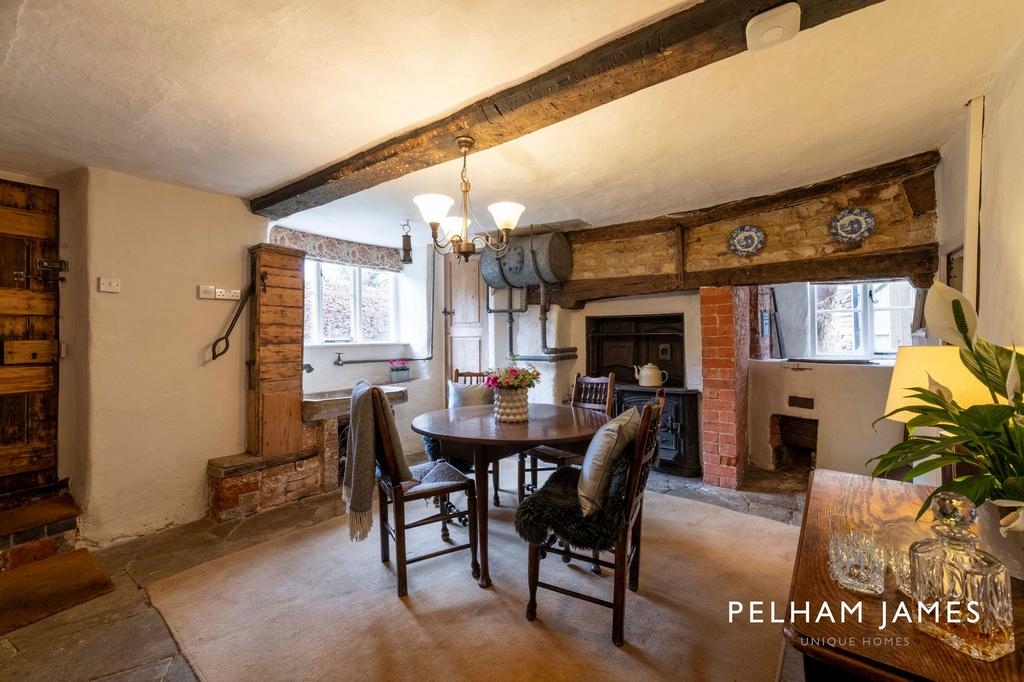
[494, 388, 529, 423]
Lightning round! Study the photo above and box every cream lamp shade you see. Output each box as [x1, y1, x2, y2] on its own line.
[883, 346, 995, 423]
[439, 215, 469, 241]
[486, 201, 526, 232]
[412, 194, 454, 225]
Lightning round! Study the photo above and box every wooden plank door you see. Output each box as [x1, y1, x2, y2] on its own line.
[444, 254, 488, 379]
[0, 179, 59, 497]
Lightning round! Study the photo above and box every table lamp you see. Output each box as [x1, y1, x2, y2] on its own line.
[883, 346, 995, 423]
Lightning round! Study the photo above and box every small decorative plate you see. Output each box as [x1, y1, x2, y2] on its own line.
[728, 225, 765, 257]
[829, 207, 875, 243]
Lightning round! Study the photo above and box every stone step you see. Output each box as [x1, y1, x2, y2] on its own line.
[0, 493, 81, 571]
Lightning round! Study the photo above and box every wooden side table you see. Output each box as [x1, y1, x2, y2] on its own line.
[785, 469, 1024, 681]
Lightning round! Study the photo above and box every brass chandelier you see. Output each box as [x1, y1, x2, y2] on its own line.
[413, 136, 525, 262]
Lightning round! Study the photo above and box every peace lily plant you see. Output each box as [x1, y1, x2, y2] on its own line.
[871, 281, 1024, 536]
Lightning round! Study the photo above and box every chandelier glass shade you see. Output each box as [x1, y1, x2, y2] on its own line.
[411, 137, 524, 261]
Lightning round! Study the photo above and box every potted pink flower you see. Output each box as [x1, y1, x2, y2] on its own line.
[387, 359, 410, 383]
[484, 365, 541, 423]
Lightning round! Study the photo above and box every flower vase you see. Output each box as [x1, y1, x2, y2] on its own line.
[494, 387, 529, 423]
[388, 369, 410, 383]
[977, 501, 1024, 580]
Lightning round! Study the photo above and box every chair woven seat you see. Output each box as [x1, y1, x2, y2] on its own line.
[514, 453, 631, 552]
[402, 460, 471, 498]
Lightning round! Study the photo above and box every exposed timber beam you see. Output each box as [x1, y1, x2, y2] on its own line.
[681, 243, 939, 290]
[249, 0, 885, 219]
[533, 243, 938, 310]
[527, 151, 940, 307]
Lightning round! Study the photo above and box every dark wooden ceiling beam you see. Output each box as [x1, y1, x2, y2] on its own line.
[249, 0, 885, 219]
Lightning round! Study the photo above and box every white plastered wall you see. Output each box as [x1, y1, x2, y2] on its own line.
[80, 168, 267, 545]
[978, 37, 1024, 343]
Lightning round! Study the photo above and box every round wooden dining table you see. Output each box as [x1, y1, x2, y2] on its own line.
[411, 403, 609, 588]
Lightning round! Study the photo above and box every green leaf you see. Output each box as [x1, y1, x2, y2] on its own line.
[904, 455, 979, 481]
[915, 474, 998, 519]
[1001, 476, 1024, 501]
[960, 340, 1019, 399]
[959, 404, 1017, 432]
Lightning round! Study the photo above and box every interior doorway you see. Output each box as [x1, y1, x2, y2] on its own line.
[443, 253, 488, 382]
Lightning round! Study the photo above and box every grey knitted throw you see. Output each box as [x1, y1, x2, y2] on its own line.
[343, 380, 413, 541]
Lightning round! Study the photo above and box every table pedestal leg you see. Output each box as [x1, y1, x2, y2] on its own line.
[474, 445, 491, 588]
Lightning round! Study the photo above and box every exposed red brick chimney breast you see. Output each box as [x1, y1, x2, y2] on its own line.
[699, 286, 753, 489]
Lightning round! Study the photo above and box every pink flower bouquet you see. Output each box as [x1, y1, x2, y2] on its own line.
[484, 365, 541, 389]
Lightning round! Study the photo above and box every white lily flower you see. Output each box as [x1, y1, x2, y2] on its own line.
[1007, 347, 1020, 402]
[926, 371, 954, 402]
[990, 499, 1024, 536]
[924, 281, 978, 348]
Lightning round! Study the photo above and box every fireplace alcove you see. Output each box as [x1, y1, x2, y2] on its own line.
[586, 314, 702, 477]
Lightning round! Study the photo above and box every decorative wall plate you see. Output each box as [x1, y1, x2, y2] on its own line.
[728, 225, 765, 257]
[829, 207, 875, 243]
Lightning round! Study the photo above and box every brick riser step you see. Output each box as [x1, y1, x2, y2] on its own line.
[0, 493, 80, 572]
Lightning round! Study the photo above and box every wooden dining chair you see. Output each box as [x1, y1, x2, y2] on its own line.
[373, 389, 479, 597]
[448, 369, 506, 507]
[516, 391, 664, 646]
[518, 373, 616, 502]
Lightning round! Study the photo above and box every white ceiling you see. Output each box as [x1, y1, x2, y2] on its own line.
[0, 0, 686, 192]
[2, 1, 1024, 249]
[281, 0, 1024, 246]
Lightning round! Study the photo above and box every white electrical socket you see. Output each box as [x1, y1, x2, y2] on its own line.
[214, 288, 241, 300]
[98, 277, 121, 293]
[198, 285, 217, 299]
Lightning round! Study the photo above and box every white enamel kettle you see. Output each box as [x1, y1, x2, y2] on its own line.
[634, 363, 668, 387]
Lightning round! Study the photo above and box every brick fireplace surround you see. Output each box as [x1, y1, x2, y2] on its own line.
[699, 285, 770, 489]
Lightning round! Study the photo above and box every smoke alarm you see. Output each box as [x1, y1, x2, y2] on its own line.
[746, 2, 801, 52]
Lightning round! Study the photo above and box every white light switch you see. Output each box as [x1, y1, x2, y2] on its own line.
[198, 285, 217, 299]
[98, 277, 121, 293]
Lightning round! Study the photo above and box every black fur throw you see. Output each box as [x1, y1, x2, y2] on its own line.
[514, 448, 633, 551]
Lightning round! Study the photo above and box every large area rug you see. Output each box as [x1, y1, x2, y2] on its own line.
[149, 491, 798, 682]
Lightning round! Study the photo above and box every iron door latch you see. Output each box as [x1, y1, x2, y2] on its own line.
[13, 258, 69, 283]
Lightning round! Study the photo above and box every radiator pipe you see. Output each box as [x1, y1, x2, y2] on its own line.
[501, 285, 577, 363]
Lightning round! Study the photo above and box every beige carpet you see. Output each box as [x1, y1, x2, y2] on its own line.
[150, 490, 798, 682]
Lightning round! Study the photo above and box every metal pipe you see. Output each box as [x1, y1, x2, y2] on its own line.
[505, 285, 577, 363]
[537, 283, 576, 354]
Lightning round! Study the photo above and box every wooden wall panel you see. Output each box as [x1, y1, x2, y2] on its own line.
[0, 178, 59, 497]
[0, 367, 54, 395]
[0, 288, 57, 316]
[0, 207, 56, 239]
[0, 443, 55, 477]
[3, 339, 57, 364]
[247, 243, 306, 459]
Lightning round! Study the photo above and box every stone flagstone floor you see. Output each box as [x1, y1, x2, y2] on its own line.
[0, 463, 805, 681]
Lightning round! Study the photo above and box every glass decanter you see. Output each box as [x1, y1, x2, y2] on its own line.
[909, 492, 1015, 661]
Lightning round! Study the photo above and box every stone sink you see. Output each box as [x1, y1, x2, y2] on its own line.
[301, 385, 409, 423]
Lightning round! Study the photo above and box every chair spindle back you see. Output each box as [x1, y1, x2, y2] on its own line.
[452, 369, 488, 385]
[624, 391, 665, 524]
[570, 372, 615, 416]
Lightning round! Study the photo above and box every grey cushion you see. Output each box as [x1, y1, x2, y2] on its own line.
[448, 380, 494, 408]
[577, 407, 641, 517]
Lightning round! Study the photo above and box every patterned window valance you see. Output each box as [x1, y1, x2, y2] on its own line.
[269, 226, 402, 272]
